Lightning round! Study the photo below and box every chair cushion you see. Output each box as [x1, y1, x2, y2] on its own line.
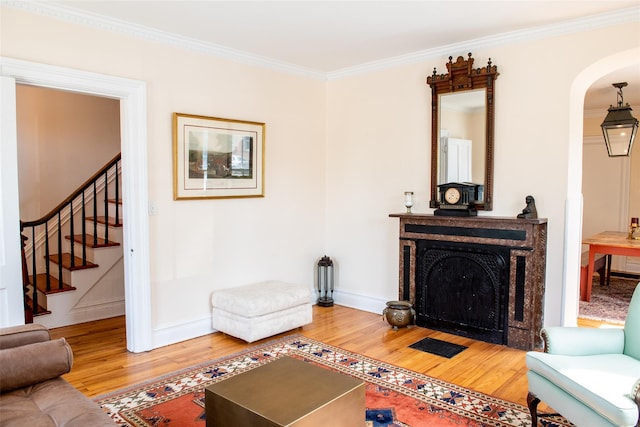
[526, 352, 640, 426]
[211, 281, 311, 317]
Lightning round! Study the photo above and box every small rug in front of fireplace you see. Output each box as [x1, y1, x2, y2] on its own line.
[409, 337, 467, 358]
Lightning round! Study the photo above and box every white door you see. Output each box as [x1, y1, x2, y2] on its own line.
[443, 138, 472, 183]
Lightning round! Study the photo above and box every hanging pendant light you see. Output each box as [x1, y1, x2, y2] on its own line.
[601, 82, 638, 157]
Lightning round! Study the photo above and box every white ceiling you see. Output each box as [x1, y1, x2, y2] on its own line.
[35, 1, 640, 109]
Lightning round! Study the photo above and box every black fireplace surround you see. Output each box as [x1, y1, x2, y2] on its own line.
[415, 240, 510, 344]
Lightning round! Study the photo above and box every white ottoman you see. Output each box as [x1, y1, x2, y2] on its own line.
[211, 281, 313, 342]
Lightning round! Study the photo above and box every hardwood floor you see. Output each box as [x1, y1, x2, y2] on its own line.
[49, 305, 605, 407]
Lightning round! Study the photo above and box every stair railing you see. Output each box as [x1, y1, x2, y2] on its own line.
[20, 153, 121, 316]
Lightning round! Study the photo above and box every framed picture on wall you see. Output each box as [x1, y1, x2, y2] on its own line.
[173, 113, 265, 200]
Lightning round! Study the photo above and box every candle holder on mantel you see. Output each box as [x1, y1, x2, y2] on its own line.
[404, 191, 414, 213]
[630, 217, 639, 240]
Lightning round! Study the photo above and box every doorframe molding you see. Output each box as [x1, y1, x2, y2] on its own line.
[0, 57, 152, 352]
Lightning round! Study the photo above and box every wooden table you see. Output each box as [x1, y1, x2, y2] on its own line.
[582, 231, 640, 301]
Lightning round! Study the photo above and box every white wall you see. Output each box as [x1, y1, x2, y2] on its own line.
[16, 85, 120, 220]
[1, 5, 639, 341]
[0, 7, 327, 336]
[631, 147, 640, 273]
[582, 137, 629, 236]
[325, 22, 640, 326]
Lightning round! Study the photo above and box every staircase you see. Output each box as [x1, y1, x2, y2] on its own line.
[21, 154, 125, 329]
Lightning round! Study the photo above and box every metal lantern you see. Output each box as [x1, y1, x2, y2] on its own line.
[316, 255, 334, 307]
[601, 82, 639, 157]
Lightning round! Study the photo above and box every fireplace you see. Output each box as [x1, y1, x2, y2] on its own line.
[416, 240, 510, 344]
[390, 214, 547, 350]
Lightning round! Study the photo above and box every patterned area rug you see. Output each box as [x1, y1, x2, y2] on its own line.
[579, 276, 638, 324]
[96, 335, 571, 427]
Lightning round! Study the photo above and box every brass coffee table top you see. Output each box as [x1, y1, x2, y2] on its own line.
[205, 356, 365, 426]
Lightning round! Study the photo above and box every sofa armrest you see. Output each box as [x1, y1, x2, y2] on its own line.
[542, 326, 624, 355]
[0, 323, 50, 350]
[0, 338, 73, 392]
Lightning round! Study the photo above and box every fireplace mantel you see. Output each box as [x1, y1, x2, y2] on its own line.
[389, 213, 547, 350]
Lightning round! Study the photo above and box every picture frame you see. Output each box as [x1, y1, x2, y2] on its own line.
[173, 113, 265, 200]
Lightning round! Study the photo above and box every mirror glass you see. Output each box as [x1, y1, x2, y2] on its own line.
[438, 89, 486, 199]
[428, 54, 498, 211]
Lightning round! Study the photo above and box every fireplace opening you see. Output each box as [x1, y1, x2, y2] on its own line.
[415, 240, 510, 344]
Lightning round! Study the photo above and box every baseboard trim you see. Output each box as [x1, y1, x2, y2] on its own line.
[35, 300, 125, 329]
[623, 258, 640, 275]
[152, 315, 215, 349]
[611, 271, 640, 280]
[150, 291, 390, 349]
[333, 290, 388, 315]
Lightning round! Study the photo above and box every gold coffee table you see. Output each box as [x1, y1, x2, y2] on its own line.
[205, 356, 365, 427]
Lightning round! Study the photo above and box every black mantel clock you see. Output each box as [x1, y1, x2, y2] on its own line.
[434, 182, 479, 216]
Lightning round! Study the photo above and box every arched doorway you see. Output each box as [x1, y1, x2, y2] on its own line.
[563, 48, 640, 325]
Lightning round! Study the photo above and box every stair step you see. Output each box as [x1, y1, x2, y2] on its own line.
[26, 296, 51, 316]
[47, 253, 98, 270]
[107, 198, 123, 205]
[65, 234, 120, 248]
[88, 216, 123, 227]
[31, 273, 76, 294]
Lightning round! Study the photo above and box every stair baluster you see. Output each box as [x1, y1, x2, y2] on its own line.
[44, 220, 51, 292]
[69, 200, 75, 269]
[30, 228, 39, 312]
[92, 181, 98, 247]
[115, 161, 120, 226]
[21, 235, 33, 323]
[20, 153, 122, 321]
[56, 212, 63, 290]
[81, 191, 87, 264]
[103, 169, 109, 242]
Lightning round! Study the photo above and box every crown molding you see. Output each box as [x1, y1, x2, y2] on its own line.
[585, 105, 640, 119]
[3, 1, 639, 81]
[326, 6, 640, 80]
[1, 0, 328, 80]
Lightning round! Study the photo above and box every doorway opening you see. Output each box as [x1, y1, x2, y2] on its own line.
[1, 57, 152, 352]
[564, 48, 640, 326]
[16, 84, 125, 328]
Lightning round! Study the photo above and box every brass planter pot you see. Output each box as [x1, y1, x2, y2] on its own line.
[382, 301, 415, 329]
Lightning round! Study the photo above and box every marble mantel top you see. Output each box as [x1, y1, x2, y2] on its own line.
[389, 213, 548, 225]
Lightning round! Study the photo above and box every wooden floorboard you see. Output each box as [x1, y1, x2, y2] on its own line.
[49, 305, 606, 407]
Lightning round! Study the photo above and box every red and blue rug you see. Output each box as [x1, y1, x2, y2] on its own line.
[96, 335, 570, 426]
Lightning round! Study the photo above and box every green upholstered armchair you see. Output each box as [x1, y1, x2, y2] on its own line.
[526, 283, 640, 427]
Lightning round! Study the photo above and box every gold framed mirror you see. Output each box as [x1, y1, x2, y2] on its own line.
[427, 53, 499, 211]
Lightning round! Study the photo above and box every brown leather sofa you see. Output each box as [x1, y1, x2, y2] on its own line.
[0, 323, 114, 426]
